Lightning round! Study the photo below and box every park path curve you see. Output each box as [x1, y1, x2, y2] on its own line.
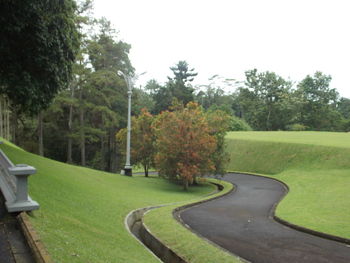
[179, 173, 350, 263]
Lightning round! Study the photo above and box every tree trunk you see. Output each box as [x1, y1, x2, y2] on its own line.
[67, 137, 72, 163]
[193, 175, 198, 185]
[67, 85, 74, 163]
[6, 101, 10, 140]
[107, 129, 117, 172]
[0, 97, 3, 138]
[144, 165, 148, 177]
[266, 106, 272, 131]
[111, 130, 117, 172]
[79, 89, 85, 166]
[38, 111, 44, 156]
[183, 178, 188, 191]
[11, 111, 17, 144]
[100, 135, 105, 170]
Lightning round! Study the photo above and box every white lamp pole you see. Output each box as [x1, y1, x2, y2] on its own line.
[117, 71, 146, 176]
[118, 71, 133, 176]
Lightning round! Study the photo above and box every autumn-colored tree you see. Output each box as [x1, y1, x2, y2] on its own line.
[116, 108, 156, 177]
[154, 102, 216, 190]
[206, 109, 231, 175]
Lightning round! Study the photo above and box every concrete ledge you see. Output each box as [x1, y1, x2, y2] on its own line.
[17, 212, 53, 263]
[125, 207, 162, 262]
[126, 206, 186, 263]
[231, 171, 350, 246]
[140, 214, 187, 263]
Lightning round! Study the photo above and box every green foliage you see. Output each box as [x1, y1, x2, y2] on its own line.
[150, 61, 198, 114]
[285, 123, 307, 131]
[229, 116, 252, 131]
[337, 98, 350, 119]
[196, 75, 237, 111]
[132, 87, 155, 115]
[296, 72, 341, 130]
[238, 69, 294, 130]
[88, 18, 133, 73]
[0, 0, 80, 115]
[206, 109, 231, 174]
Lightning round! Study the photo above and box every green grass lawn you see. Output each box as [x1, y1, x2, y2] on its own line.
[226, 131, 350, 239]
[227, 131, 350, 148]
[0, 141, 219, 263]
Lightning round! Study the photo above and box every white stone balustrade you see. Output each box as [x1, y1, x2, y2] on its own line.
[0, 143, 39, 212]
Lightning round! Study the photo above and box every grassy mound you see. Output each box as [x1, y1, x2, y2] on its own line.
[226, 131, 350, 239]
[0, 141, 215, 263]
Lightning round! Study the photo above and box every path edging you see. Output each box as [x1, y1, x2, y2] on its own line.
[125, 207, 164, 262]
[230, 171, 350, 245]
[141, 209, 187, 263]
[17, 212, 53, 263]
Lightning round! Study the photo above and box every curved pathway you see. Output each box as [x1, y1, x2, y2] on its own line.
[179, 173, 350, 263]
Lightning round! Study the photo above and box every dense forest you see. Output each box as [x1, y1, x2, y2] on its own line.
[2, 1, 350, 173]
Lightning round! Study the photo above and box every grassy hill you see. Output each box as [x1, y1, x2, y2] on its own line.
[0, 140, 217, 263]
[226, 131, 350, 239]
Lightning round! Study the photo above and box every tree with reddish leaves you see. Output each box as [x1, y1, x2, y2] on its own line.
[116, 108, 156, 177]
[154, 102, 216, 190]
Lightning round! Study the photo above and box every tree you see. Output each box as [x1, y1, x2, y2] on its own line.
[132, 88, 155, 115]
[239, 69, 294, 130]
[154, 102, 216, 190]
[205, 109, 231, 175]
[167, 61, 198, 105]
[145, 79, 172, 114]
[78, 18, 133, 170]
[296, 72, 341, 130]
[116, 109, 156, 177]
[0, 0, 80, 115]
[338, 98, 350, 119]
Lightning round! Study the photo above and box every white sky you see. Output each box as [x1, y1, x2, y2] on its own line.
[93, 0, 350, 98]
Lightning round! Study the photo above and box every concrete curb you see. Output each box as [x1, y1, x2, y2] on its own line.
[230, 171, 350, 245]
[17, 212, 53, 263]
[125, 207, 163, 262]
[141, 209, 187, 263]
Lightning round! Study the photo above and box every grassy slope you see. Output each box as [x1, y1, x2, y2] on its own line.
[226, 131, 350, 239]
[0, 141, 215, 263]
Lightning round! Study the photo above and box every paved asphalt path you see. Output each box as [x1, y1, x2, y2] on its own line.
[179, 173, 350, 263]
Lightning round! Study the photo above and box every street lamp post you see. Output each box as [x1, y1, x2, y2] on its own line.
[118, 71, 133, 176]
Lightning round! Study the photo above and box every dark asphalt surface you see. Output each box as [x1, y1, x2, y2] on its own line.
[179, 173, 350, 263]
[0, 193, 35, 263]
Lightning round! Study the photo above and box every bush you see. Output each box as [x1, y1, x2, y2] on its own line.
[229, 116, 252, 131]
[286, 123, 307, 131]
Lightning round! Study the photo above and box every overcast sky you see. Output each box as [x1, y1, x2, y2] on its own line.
[93, 0, 350, 98]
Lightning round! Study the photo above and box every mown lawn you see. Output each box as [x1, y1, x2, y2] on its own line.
[226, 131, 350, 239]
[226, 131, 350, 148]
[0, 141, 216, 263]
